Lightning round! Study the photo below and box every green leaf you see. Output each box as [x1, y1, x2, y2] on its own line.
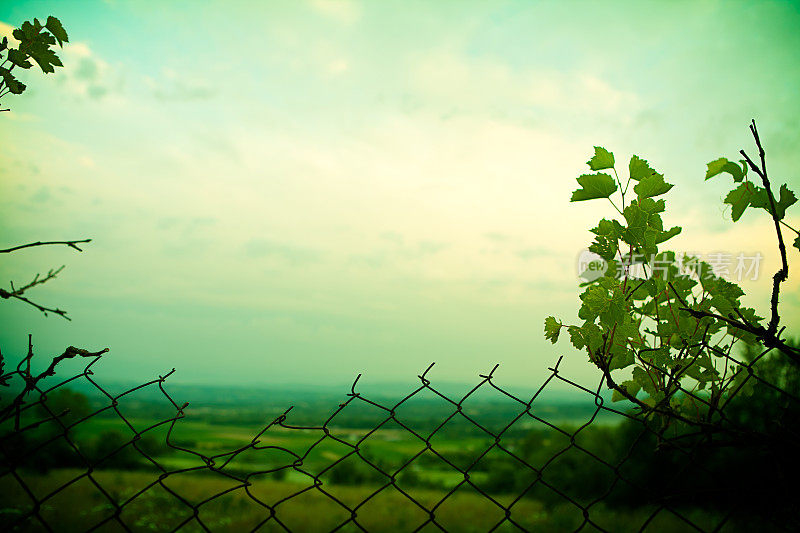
[579, 285, 610, 320]
[0, 67, 26, 94]
[794, 234, 800, 254]
[571, 173, 617, 202]
[751, 185, 797, 219]
[608, 348, 634, 370]
[628, 155, 656, 181]
[724, 182, 761, 222]
[632, 366, 658, 397]
[654, 226, 681, 244]
[22, 39, 62, 73]
[544, 316, 562, 344]
[622, 204, 648, 244]
[571, 322, 604, 354]
[7, 48, 33, 69]
[611, 380, 641, 402]
[587, 146, 615, 171]
[568, 326, 585, 350]
[637, 197, 666, 214]
[705, 157, 744, 182]
[633, 172, 673, 199]
[774, 185, 797, 220]
[589, 218, 624, 261]
[46, 16, 69, 47]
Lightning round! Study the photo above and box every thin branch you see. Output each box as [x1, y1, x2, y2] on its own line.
[779, 219, 799, 235]
[0, 266, 72, 320]
[3, 266, 65, 297]
[678, 306, 800, 364]
[739, 119, 788, 336]
[0, 291, 71, 320]
[0, 238, 91, 254]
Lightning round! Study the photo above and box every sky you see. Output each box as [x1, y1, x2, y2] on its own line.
[1, 0, 799, 391]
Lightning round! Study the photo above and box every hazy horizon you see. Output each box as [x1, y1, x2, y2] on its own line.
[2, 0, 799, 389]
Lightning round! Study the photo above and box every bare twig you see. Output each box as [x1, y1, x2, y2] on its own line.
[0, 266, 71, 320]
[0, 238, 91, 254]
[0, 239, 90, 320]
[739, 120, 788, 336]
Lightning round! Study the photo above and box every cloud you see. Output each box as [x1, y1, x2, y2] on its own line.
[243, 238, 322, 265]
[147, 68, 216, 101]
[516, 247, 554, 260]
[309, 0, 361, 24]
[30, 186, 51, 203]
[485, 232, 510, 243]
[379, 231, 404, 245]
[408, 49, 641, 127]
[326, 58, 349, 77]
[58, 41, 124, 100]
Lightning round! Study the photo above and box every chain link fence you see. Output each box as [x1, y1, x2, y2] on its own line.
[1, 335, 798, 532]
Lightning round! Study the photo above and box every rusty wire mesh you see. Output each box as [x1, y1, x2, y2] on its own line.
[1, 335, 798, 532]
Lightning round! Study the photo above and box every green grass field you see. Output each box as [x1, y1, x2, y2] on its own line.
[1, 391, 740, 531]
[2, 468, 727, 532]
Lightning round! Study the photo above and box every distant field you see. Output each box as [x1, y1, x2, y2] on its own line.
[2, 468, 726, 532]
[70, 415, 508, 487]
[3, 392, 740, 532]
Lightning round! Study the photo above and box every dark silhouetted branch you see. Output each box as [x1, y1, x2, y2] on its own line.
[739, 120, 788, 336]
[0, 238, 91, 254]
[0, 266, 71, 320]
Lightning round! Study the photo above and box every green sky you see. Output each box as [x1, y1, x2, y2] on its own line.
[1, 0, 799, 389]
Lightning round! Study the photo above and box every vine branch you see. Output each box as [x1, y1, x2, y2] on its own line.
[739, 119, 787, 336]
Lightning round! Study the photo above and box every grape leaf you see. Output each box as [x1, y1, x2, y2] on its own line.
[544, 316, 562, 344]
[633, 366, 658, 397]
[21, 39, 62, 73]
[794, 234, 800, 253]
[571, 173, 617, 202]
[724, 182, 761, 222]
[587, 146, 615, 170]
[0, 67, 26, 94]
[705, 157, 745, 182]
[622, 203, 659, 245]
[629, 155, 656, 181]
[750, 185, 796, 219]
[569, 322, 603, 353]
[589, 219, 624, 260]
[633, 172, 673, 199]
[611, 380, 641, 402]
[579, 285, 611, 320]
[7, 49, 32, 69]
[654, 226, 681, 244]
[608, 348, 634, 370]
[637, 197, 666, 214]
[774, 184, 797, 220]
[567, 326, 585, 349]
[46, 16, 68, 47]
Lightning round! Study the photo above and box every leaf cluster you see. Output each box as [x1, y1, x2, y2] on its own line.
[0, 16, 68, 105]
[705, 156, 800, 251]
[545, 132, 798, 429]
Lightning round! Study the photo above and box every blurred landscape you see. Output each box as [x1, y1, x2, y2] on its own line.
[1, 375, 739, 531]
